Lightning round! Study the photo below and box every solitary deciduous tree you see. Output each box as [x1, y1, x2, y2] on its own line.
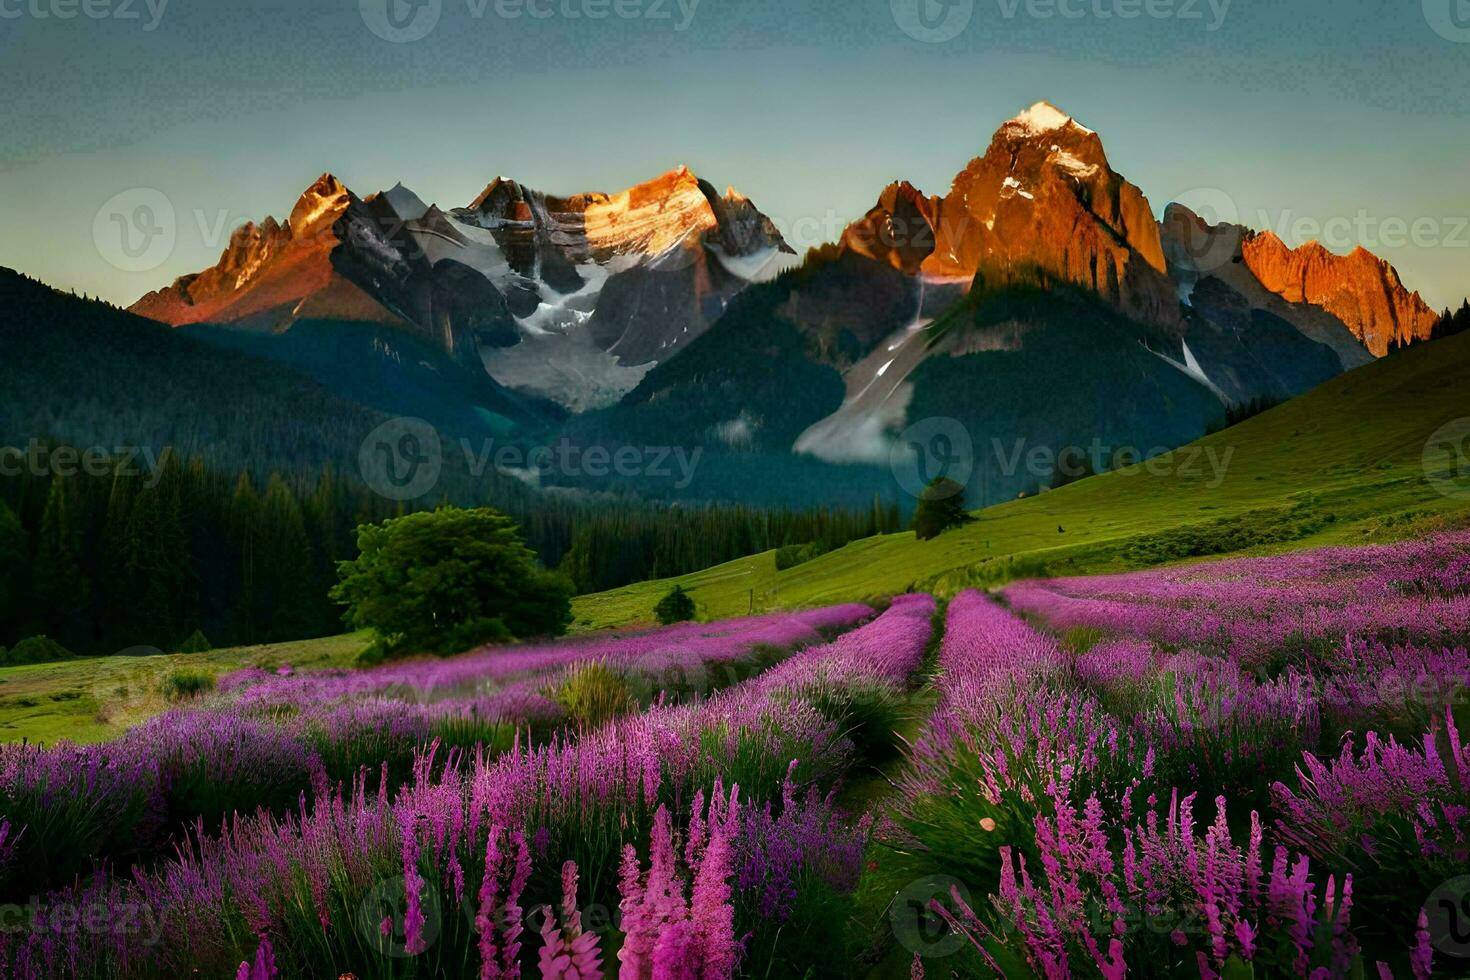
[912, 477, 974, 541]
[333, 506, 573, 658]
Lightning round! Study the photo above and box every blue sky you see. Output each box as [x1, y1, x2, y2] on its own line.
[2, 0, 1468, 310]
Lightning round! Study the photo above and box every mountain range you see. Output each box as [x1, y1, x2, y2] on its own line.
[64, 102, 1450, 506]
[133, 167, 795, 413]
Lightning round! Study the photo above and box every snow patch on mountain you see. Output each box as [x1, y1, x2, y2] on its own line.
[794, 312, 931, 465]
[1007, 101, 1095, 137]
[1145, 338, 1227, 402]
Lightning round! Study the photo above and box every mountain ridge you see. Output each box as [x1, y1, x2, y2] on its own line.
[107, 101, 1453, 511]
[131, 166, 796, 413]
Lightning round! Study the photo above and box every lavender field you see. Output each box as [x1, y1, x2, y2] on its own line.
[901, 533, 1469, 977]
[3, 534, 1469, 978]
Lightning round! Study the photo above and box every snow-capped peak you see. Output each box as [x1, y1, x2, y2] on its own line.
[288, 173, 351, 235]
[1007, 101, 1095, 137]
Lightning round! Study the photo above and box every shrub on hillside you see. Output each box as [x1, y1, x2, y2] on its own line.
[159, 667, 216, 702]
[775, 541, 831, 571]
[332, 506, 573, 657]
[912, 477, 974, 541]
[0, 635, 73, 666]
[173, 630, 212, 654]
[654, 585, 696, 625]
[1121, 502, 1330, 565]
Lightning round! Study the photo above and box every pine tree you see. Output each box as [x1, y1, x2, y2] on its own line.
[257, 474, 315, 641]
[226, 473, 263, 643]
[32, 477, 90, 644]
[0, 500, 28, 640]
[654, 585, 696, 625]
[97, 470, 135, 643]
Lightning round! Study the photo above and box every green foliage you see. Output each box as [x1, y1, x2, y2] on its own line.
[0, 502, 25, 641]
[775, 540, 832, 571]
[332, 506, 573, 657]
[802, 681, 907, 761]
[159, 667, 216, 702]
[1208, 395, 1284, 433]
[1121, 501, 1331, 565]
[0, 754, 156, 899]
[912, 477, 973, 541]
[653, 584, 696, 625]
[1060, 626, 1107, 654]
[551, 662, 636, 728]
[1, 635, 73, 666]
[1, 443, 900, 658]
[32, 478, 89, 645]
[173, 629, 212, 654]
[558, 501, 900, 593]
[0, 453, 380, 655]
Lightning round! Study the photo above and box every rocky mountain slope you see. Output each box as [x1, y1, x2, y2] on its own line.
[132, 168, 794, 412]
[1238, 230, 1438, 356]
[563, 103, 1440, 506]
[118, 102, 1449, 509]
[840, 104, 1176, 325]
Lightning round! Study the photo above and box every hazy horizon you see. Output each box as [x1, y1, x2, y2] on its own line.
[3, 0, 1468, 312]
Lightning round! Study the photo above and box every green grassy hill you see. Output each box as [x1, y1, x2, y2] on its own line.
[0, 633, 368, 746]
[8, 332, 1467, 747]
[573, 330, 1470, 629]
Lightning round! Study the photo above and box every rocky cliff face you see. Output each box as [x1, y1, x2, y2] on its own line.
[771, 102, 1412, 473]
[1238, 230, 1438, 356]
[842, 103, 1178, 328]
[839, 180, 941, 276]
[1161, 206, 1376, 364]
[131, 174, 405, 333]
[131, 168, 793, 411]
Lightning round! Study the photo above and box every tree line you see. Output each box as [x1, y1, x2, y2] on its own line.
[0, 449, 901, 656]
[557, 499, 903, 593]
[1387, 300, 1470, 354]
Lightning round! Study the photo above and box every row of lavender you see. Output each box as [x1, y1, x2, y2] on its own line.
[0, 604, 871, 914]
[892, 533, 1470, 978]
[2, 595, 936, 978]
